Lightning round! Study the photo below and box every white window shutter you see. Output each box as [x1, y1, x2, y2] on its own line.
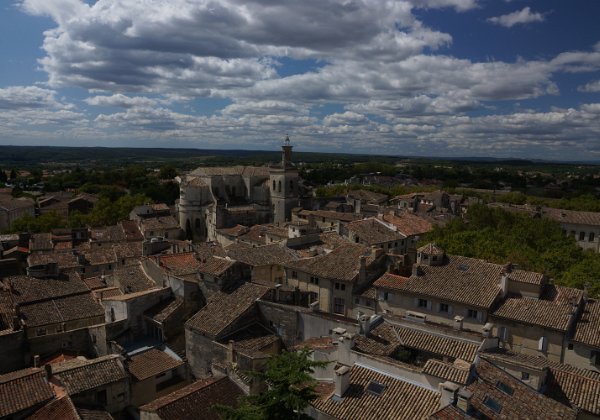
[538, 336, 547, 352]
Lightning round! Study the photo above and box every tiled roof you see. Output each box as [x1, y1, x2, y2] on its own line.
[347, 189, 389, 204]
[285, 244, 371, 282]
[112, 242, 143, 259]
[199, 256, 236, 276]
[5, 274, 89, 304]
[346, 218, 406, 245]
[28, 251, 81, 269]
[90, 225, 126, 243]
[159, 252, 202, 276]
[467, 359, 576, 419]
[297, 209, 362, 223]
[418, 243, 445, 254]
[572, 298, 600, 349]
[491, 285, 583, 332]
[422, 359, 470, 385]
[28, 396, 80, 420]
[20, 292, 104, 328]
[139, 377, 244, 420]
[111, 264, 156, 293]
[319, 231, 351, 249]
[226, 243, 298, 267]
[355, 323, 480, 362]
[119, 220, 144, 241]
[360, 287, 376, 299]
[0, 368, 54, 418]
[429, 403, 474, 419]
[83, 248, 117, 266]
[312, 364, 440, 420]
[127, 349, 184, 381]
[546, 366, 600, 415]
[542, 207, 600, 227]
[221, 323, 280, 356]
[292, 337, 336, 351]
[30, 233, 53, 251]
[141, 216, 180, 231]
[374, 272, 410, 290]
[186, 283, 271, 339]
[391, 255, 506, 308]
[217, 224, 249, 237]
[0, 196, 34, 211]
[77, 408, 114, 420]
[52, 355, 127, 395]
[93, 287, 123, 300]
[83, 276, 107, 290]
[145, 297, 183, 323]
[190, 165, 269, 178]
[381, 212, 433, 237]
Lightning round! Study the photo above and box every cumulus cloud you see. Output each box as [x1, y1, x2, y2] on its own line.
[487, 7, 545, 28]
[0, 86, 64, 109]
[85, 94, 159, 108]
[579, 80, 600, 92]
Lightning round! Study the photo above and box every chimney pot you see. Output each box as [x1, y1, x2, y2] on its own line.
[334, 366, 351, 398]
[456, 389, 473, 413]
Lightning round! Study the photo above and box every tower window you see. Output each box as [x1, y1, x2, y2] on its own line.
[273, 180, 276, 191]
[278, 180, 282, 192]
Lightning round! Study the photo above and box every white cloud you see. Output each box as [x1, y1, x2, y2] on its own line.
[487, 7, 545, 28]
[578, 80, 600, 93]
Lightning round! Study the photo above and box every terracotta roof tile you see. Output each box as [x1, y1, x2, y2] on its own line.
[573, 298, 600, 349]
[20, 292, 104, 327]
[226, 243, 298, 267]
[382, 212, 433, 237]
[140, 376, 244, 420]
[374, 273, 410, 290]
[542, 207, 600, 227]
[199, 256, 236, 276]
[491, 285, 583, 332]
[127, 349, 184, 381]
[422, 359, 470, 385]
[52, 355, 127, 395]
[158, 252, 202, 276]
[0, 368, 54, 418]
[312, 364, 440, 420]
[110, 264, 156, 293]
[346, 218, 406, 245]
[546, 367, 600, 415]
[77, 408, 114, 420]
[5, 274, 89, 304]
[28, 396, 80, 420]
[186, 283, 271, 339]
[285, 244, 371, 282]
[467, 359, 576, 419]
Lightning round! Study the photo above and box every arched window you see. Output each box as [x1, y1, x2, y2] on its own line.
[273, 180, 276, 191]
[278, 180, 282, 192]
[289, 180, 293, 190]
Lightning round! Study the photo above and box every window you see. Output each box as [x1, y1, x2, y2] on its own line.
[495, 381, 514, 396]
[273, 180, 276, 191]
[568, 342, 573, 350]
[521, 372, 530, 381]
[291, 271, 298, 278]
[499, 326, 508, 340]
[570, 230, 576, 236]
[366, 300, 372, 307]
[278, 180, 282, 192]
[417, 298, 428, 308]
[334, 282, 345, 291]
[366, 381, 386, 396]
[538, 336, 548, 352]
[383, 292, 389, 301]
[466, 309, 478, 319]
[355, 297, 360, 304]
[36, 328, 47, 337]
[483, 396, 502, 414]
[580, 231, 585, 241]
[310, 276, 319, 285]
[333, 297, 345, 314]
[590, 232, 595, 242]
[439, 303, 449, 313]
[432, 255, 438, 262]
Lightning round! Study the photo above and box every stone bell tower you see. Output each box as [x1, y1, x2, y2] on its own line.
[270, 135, 299, 223]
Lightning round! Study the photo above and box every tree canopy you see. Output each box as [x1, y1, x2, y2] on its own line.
[219, 349, 328, 420]
[421, 204, 600, 297]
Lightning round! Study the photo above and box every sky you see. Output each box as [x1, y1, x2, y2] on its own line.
[1, 0, 600, 160]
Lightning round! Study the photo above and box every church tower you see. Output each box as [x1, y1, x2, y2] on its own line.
[270, 135, 299, 223]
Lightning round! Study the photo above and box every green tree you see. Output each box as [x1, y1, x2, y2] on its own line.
[9, 168, 17, 180]
[159, 164, 177, 180]
[219, 349, 329, 420]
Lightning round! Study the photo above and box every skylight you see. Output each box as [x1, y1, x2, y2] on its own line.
[496, 381, 514, 396]
[483, 396, 502, 414]
[366, 380, 386, 396]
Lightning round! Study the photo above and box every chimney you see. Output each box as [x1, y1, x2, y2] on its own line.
[44, 364, 53, 380]
[439, 381, 459, 408]
[33, 355, 40, 368]
[274, 284, 282, 302]
[454, 315, 464, 331]
[227, 340, 235, 364]
[334, 366, 351, 398]
[412, 264, 422, 277]
[456, 389, 473, 413]
[359, 314, 371, 336]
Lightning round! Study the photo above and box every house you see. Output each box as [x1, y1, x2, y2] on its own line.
[226, 242, 299, 284]
[565, 297, 600, 372]
[49, 355, 130, 414]
[184, 283, 274, 378]
[126, 348, 189, 407]
[342, 217, 407, 254]
[0, 195, 35, 231]
[139, 376, 244, 420]
[0, 367, 55, 418]
[284, 244, 387, 317]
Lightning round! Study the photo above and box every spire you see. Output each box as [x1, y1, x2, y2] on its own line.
[281, 134, 293, 167]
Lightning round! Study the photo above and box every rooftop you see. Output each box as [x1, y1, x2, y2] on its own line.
[422, 359, 470, 385]
[226, 242, 298, 267]
[346, 218, 406, 245]
[381, 212, 433, 237]
[312, 364, 440, 420]
[491, 285, 583, 332]
[140, 376, 244, 420]
[52, 355, 128, 395]
[127, 348, 184, 381]
[5, 274, 89, 304]
[0, 368, 55, 418]
[186, 282, 271, 339]
[20, 292, 104, 328]
[572, 298, 600, 349]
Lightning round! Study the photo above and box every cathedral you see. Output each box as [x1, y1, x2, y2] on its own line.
[176, 136, 305, 241]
